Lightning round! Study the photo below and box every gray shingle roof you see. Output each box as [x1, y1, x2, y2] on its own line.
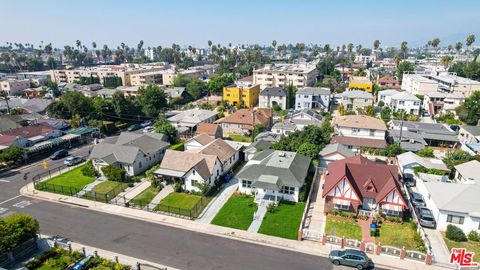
[237, 150, 311, 188]
[296, 87, 330, 95]
[259, 87, 286, 97]
[462, 125, 480, 137]
[319, 143, 355, 158]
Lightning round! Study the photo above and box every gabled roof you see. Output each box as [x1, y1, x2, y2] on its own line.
[378, 75, 398, 84]
[296, 87, 330, 95]
[319, 143, 355, 158]
[237, 150, 311, 188]
[190, 138, 237, 165]
[156, 150, 218, 180]
[378, 89, 400, 96]
[340, 90, 373, 99]
[0, 123, 58, 146]
[334, 115, 386, 130]
[322, 155, 402, 204]
[424, 182, 480, 217]
[454, 160, 480, 183]
[461, 125, 480, 137]
[331, 135, 387, 149]
[167, 109, 217, 126]
[216, 108, 272, 126]
[260, 87, 286, 97]
[397, 151, 449, 171]
[195, 123, 221, 137]
[186, 133, 215, 146]
[390, 92, 420, 102]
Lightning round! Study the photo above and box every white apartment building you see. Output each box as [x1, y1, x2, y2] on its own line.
[428, 73, 480, 97]
[144, 49, 155, 61]
[253, 63, 317, 89]
[389, 91, 421, 114]
[0, 79, 31, 96]
[401, 73, 438, 95]
[258, 87, 287, 110]
[295, 87, 330, 111]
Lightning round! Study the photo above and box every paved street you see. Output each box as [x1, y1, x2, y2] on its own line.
[0, 143, 386, 270]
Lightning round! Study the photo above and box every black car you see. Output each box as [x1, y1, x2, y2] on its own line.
[50, 149, 68, 160]
[410, 192, 426, 207]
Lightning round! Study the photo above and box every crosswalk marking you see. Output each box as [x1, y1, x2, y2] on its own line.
[13, 200, 31, 208]
[0, 207, 8, 215]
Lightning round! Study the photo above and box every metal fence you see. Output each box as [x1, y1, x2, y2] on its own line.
[0, 238, 38, 268]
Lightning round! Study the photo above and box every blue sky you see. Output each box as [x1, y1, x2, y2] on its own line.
[2, 0, 479, 49]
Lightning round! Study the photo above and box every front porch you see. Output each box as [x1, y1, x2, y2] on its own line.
[254, 192, 280, 205]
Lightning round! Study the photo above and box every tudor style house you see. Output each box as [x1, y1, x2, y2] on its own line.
[322, 155, 407, 216]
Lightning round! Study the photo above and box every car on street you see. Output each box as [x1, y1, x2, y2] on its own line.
[143, 126, 154, 133]
[410, 192, 426, 207]
[141, 120, 152, 127]
[127, 124, 142, 131]
[329, 249, 373, 269]
[415, 206, 436, 228]
[50, 149, 68, 160]
[64, 156, 84, 166]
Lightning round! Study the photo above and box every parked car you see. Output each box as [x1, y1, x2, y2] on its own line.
[64, 156, 84, 166]
[127, 124, 142, 131]
[143, 126, 154, 133]
[410, 192, 426, 207]
[50, 149, 68, 160]
[415, 206, 436, 228]
[329, 249, 373, 269]
[140, 120, 152, 127]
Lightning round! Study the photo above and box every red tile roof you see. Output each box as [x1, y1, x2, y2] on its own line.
[322, 155, 403, 204]
[332, 135, 387, 149]
[217, 108, 272, 127]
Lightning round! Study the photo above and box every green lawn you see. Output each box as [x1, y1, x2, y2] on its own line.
[130, 186, 159, 206]
[443, 233, 480, 262]
[82, 181, 128, 202]
[228, 134, 252, 142]
[211, 194, 257, 230]
[376, 221, 425, 251]
[325, 215, 362, 240]
[169, 142, 185, 151]
[258, 202, 306, 240]
[154, 192, 204, 216]
[36, 165, 94, 195]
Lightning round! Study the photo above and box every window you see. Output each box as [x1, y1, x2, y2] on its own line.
[242, 180, 252, 188]
[399, 101, 405, 105]
[281, 186, 295, 194]
[384, 209, 400, 216]
[192, 170, 196, 175]
[352, 128, 360, 134]
[139, 162, 142, 169]
[369, 129, 375, 136]
[447, 215, 464, 224]
[191, 180, 198, 186]
[334, 204, 349, 210]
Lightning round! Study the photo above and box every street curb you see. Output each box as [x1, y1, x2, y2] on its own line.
[57, 199, 90, 208]
[20, 186, 447, 270]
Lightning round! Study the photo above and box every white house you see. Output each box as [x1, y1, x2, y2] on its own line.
[332, 115, 387, 151]
[454, 160, 480, 184]
[155, 138, 241, 192]
[416, 173, 480, 232]
[396, 151, 449, 180]
[389, 92, 421, 115]
[318, 143, 355, 168]
[90, 132, 170, 177]
[271, 121, 297, 136]
[259, 87, 287, 110]
[378, 89, 400, 106]
[237, 150, 311, 203]
[295, 87, 330, 111]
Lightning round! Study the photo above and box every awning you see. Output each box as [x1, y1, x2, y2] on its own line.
[153, 168, 185, 178]
[251, 175, 281, 191]
[333, 199, 351, 206]
[381, 204, 402, 211]
[66, 127, 94, 136]
[27, 137, 65, 153]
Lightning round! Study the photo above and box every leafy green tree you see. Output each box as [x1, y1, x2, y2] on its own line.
[153, 117, 177, 143]
[137, 84, 167, 118]
[297, 142, 320, 159]
[0, 146, 26, 163]
[456, 91, 480, 125]
[101, 165, 126, 182]
[186, 78, 205, 100]
[444, 150, 473, 170]
[286, 84, 297, 109]
[206, 74, 234, 94]
[384, 143, 402, 157]
[416, 147, 435, 158]
[173, 74, 192, 87]
[252, 124, 265, 139]
[0, 214, 39, 253]
[103, 76, 122, 88]
[272, 123, 333, 153]
[396, 61, 415, 83]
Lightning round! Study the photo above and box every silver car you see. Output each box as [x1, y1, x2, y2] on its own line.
[64, 156, 83, 166]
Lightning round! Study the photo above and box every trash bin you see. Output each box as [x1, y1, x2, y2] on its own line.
[370, 223, 376, 237]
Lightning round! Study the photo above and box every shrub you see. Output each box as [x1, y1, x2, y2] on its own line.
[267, 203, 276, 213]
[331, 210, 357, 219]
[81, 160, 96, 177]
[468, 230, 480, 242]
[446, 225, 467, 242]
[385, 216, 402, 223]
[127, 183, 134, 188]
[173, 182, 182, 192]
[101, 165, 126, 182]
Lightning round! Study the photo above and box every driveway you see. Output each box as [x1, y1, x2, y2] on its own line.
[424, 228, 451, 265]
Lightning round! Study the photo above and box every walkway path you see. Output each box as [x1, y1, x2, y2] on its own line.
[197, 180, 238, 223]
[111, 180, 148, 202]
[247, 201, 268, 233]
[76, 179, 104, 197]
[123, 181, 151, 202]
[357, 217, 375, 243]
[148, 184, 173, 209]
[303, 170, 326, 234]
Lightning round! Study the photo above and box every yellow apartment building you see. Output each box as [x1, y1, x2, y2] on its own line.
[223, 83, 260, 108]
[348, 76, 373, 92]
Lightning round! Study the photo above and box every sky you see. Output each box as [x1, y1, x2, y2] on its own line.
[1, 0, 479, 49]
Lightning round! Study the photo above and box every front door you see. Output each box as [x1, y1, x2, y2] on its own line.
[362, 198, 375, 210]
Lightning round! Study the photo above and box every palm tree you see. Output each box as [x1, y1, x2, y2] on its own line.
[455, 42, 462, 55]
[76, 40, 81, 50]
[394, 54, 402, 67]
[466, 34, 476, 52]
[440, 55, 453, 70]
[400, 41, 408, 59]
[92, 42, 97, 49]
[373, 40, 380, 50]
[323, 44, 330, 57]
[272, 40, 277, 57]
[447, 45, 452, 54]
[431, 38, 440, 54]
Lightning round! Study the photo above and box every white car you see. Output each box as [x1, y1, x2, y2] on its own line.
[64, 156, 84, 166]
[143, 126, 154, 133]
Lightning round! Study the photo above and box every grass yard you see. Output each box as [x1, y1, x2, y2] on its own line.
[376, 221, 425, 251]
[154, 192, 204, 217]
[211, 194, 257, 230]
[325, 215, 362, 240]
[169, 142, 185, 151]
[258, 202, 306, 240]
[37, 165, 94, 195]
[443, 233, 480, 262]
[82, 181, 128, 202]
[228, 134, 252, 142]
[130, 186, 159, 206]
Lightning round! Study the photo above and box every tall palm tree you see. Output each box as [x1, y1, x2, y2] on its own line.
[373, 40, 380, 50]
[394, 54, 402, 67]
[466, 34, 476, 52]
[323, 44, 330, 57]
[76, 40, 81, 50]
[400, 41, 408, 59]
[455, 42, 462, 55]
[431, 38, 440, 53]
[440, 55, 453, 70]
[92, 42, 97, 49]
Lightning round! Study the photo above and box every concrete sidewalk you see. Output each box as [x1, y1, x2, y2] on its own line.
[148, 184, 173, 209]
[247, 201, 268, 233]
[21, 183, 449, 270]
[122, 181, 151, 202]
[197, 180, 238, 223]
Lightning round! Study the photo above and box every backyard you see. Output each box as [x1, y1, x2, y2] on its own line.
[211, 194, 257, 230]
[376, 221, 425, 251]
[82, 181, 129, 202]
[258, 202, 306, 240]
[324, 215, 362, 240]
[129, 186, 159, 206]
[169, 142, 185, 151]
[36, 165, 94, 195]
[228, 134, 252, 142]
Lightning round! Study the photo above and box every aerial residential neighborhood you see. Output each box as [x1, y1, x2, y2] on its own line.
[1, 1, 480, 270]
